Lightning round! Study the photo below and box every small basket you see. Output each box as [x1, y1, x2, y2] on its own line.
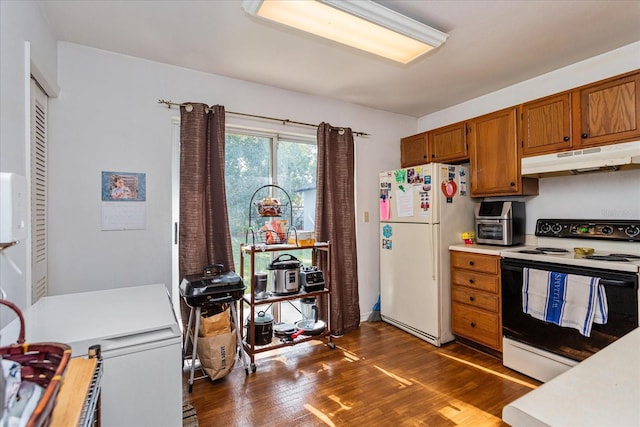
[255, 201, 286, 217]
[0, 299, 72, 427]
[258, 229, 287, 245]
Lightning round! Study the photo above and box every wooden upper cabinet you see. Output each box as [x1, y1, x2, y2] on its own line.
[428, 121, 469, 163]
[400, 131, 428, 168]
[521, 92, 573, 157]
[576, 71, 640, 147]
[470, 107, 538, 197]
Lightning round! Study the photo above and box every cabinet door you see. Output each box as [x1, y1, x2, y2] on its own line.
[578, 72, 640, 147]
[428, 122, 468, 163]
[400, 132, 428, 168]
[470, 107, 525, 196]
[521, 93, 573, 156]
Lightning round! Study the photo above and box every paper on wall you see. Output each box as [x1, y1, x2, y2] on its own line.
[102, 202, 146, 230]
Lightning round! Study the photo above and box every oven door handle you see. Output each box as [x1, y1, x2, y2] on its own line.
[500, 262, 523, 273]
[599, 278, 636, 288]
[501, 261, 637, 288]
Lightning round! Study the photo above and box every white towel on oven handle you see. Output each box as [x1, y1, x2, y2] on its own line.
[522, 268, 608, 337]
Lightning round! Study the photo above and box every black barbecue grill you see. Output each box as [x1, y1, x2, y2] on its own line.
[180, 263, 246, 307]
[180, 264, 248, 391]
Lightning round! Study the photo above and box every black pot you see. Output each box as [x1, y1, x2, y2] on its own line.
[246, 311, 273, 346]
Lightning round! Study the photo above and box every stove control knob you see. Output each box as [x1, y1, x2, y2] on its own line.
[539, 223, 551, 234]
[625, 226, 640, 238]
[551, 223, 563, 234]
[601, 225, 614, 235]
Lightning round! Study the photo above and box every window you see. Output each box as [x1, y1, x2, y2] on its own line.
[225, 129, 317, 323]
[170, 122, 318, 322]
[225, 130, 317, 271]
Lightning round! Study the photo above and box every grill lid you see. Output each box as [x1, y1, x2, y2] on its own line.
[180, 264, 245, 302]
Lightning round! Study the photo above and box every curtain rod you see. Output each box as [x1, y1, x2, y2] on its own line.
[157, 99, 370, 137]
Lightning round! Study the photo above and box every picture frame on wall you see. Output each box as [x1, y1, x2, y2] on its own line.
[102, 171, 146, 201]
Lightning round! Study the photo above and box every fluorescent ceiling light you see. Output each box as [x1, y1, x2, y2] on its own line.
[242, 0, 448, 64]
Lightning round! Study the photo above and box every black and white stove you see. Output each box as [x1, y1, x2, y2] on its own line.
[500, 219, 640, 383]
[501, 219, 640, 273]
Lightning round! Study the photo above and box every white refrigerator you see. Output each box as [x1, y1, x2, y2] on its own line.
[0, 284, 182, 427]
[379, 163, 474, 346]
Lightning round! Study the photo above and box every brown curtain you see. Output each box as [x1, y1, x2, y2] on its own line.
[315, 122, 360, 336]
[178, 104, 234, 342]
[179, 103, 234, 277]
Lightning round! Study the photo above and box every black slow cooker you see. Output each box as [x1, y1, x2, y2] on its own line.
[245, 311, 273, 346]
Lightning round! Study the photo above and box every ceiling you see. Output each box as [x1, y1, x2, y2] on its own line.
[37, 0, 640, 118]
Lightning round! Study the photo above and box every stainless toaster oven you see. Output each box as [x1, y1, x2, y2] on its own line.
[474, 201, 525, 246]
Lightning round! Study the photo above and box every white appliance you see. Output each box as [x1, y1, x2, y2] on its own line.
[0, 172, 28, 243]
[521, 140, 640, 176]
[379, 163, 474, 346]
[0, 284, 182, 427]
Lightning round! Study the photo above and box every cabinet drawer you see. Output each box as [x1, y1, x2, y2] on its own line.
[452, 303, 501, 351]
[452, 285, 499, 312]
[450, 251, 499, 274]
[451, 269, 499, 293]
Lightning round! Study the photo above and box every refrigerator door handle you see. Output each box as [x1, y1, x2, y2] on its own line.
[431, 225, 438, 281]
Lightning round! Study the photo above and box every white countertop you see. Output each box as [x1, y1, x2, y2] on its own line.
[502, 327, 640, 426]
[449, 243, 524, 256]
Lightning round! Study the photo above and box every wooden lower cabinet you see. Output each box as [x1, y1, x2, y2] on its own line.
[450, 250, 502, 352]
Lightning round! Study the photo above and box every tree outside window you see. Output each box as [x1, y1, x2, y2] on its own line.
[224, 131, 317, 279]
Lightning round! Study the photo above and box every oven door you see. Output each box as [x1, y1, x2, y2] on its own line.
[476, 220, 510, 245]
[501, 258, 639, 362]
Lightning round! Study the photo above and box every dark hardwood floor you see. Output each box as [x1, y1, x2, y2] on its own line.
[182, 322, 539, 426]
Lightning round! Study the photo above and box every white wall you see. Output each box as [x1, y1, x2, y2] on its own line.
[0, 1, 58, 327]
[48, 43, 416, 320]
[418, 42, 640, 232]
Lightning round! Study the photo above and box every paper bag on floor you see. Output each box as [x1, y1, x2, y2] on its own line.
[196, 325, 237, 381]
[198, 306, 230, 337]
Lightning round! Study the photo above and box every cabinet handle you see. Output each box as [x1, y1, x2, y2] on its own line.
[510, 182, 516, 187]
[469, 295, 475, 302]
[563, 136, 570, 141]
[469, 261, 475, 266]
[469, 279, 475, 284]
[470, 321, 476, 328]
[581, 133, 588, 138]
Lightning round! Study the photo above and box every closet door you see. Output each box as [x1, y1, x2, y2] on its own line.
[31, 78, 48, 303]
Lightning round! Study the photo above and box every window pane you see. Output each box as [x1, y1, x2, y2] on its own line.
[276, 139, 317, 232]
[224, 131, 317, 324]
[225, 133, 271, 271]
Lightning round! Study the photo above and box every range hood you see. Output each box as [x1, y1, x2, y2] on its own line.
[521, 140, 640, 177]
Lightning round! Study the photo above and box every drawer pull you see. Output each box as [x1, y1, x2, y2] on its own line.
[469, 261, 475, 266]
[469, 296, 475, 302]
[469, 279, 475, 284]
[470, 321, 476, 328]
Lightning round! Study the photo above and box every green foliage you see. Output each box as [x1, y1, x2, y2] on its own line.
[224, 132, 317, 269]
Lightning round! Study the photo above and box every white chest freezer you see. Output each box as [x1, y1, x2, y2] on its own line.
[1, 284, 182, 427]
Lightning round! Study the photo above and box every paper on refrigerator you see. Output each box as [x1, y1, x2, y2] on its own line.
[395, 188, 414, 217]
